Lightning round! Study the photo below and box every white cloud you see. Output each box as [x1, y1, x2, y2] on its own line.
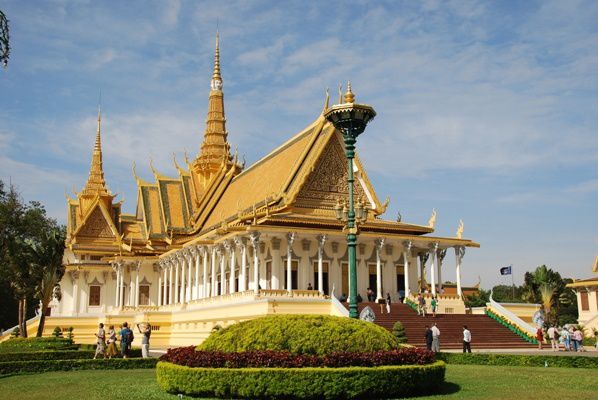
[567, 179, 598, 194]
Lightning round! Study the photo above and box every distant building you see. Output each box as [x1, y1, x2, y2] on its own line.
[567, 254, 598, 332]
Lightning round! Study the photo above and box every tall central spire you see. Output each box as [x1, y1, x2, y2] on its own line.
[192, 31, 235, 183]
[82, 106, 109, 196]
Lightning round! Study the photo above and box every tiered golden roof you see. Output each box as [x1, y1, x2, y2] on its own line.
[65, 33, 479, 260]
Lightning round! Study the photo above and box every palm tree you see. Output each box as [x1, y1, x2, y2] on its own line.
[27, 227, 66, 337]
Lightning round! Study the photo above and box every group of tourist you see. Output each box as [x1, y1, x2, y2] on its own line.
[94, 321, 152, 359]
[337, 290, 393, 314]
[540, 325, 586, 352]
[416, 293, 439, 317]
[424, 324, 472, 353]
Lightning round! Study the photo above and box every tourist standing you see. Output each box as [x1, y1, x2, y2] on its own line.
[431, 296, 438, 318]
[536, 327, 544, 350]
[572, 327, 584, 352]
[431, 323, 440, 353]
[137, 323, 152, 358]
[119, 322, 133, 358]
[366, 287, 375, 302]
[569, 327, 578, 352]
[385, 293, 391, 314]
[463, 325, 472, 353]
[424, 325, 433, 351]
[106, 325, 117, 359]
[418, 294, 427, 317]
[93, 323, 106, 359]
[561, 327, 571, 351]
[547, 325, 558, 351]
[307, 283, 313, 290]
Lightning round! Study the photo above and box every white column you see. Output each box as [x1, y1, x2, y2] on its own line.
[134, 262, 140, 307]
[317, 234, 327, 294]
[119, 264, 125, 307]
[113, 264, 120, 307]
[71, 271, 80, 315]
[174, 257, 180, 303]
[437, 249, 446, 292]
[193, 247, 200, 300]
[403, 241, 412, 299]
[455, 246, 465, 298]
[237, 238, 247, 292]
[157, 264, 163, 307]
[286, 232, 296, 291]
[375, 238, 384, 300]
[186, 251, 193, 302]
[229, 241, 237, 294]
[168, 260, 174, 304]
[162, 262, 168, 305]
[202, 247, 208, 298]
[429, 243, 438, 296]
[250, 232, 260, 293]
[219, 246, 226, 295]
[179, 254, 186, 303]
[210, 247, 217, 297]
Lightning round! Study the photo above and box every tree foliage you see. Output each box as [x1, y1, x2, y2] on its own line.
[0, 180, 65, 335]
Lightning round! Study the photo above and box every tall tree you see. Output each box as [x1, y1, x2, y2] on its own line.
[0, 182, 54, 336]
[521, 265, 570, 325]
[28, 227, 66, 336]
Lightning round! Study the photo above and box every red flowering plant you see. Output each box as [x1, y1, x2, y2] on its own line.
[159, 346, 435, 368]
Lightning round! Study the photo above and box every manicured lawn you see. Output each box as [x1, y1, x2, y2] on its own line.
[0, 364, 596, 399]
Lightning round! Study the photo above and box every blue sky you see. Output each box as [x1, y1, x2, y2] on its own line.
[1, 0, 597, 288]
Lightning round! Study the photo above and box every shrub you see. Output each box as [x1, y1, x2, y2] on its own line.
[52, 327, 63, 338]
[0, 357, 157, 376]
[436, 352, 598, 369]
[160, 347, 435, 368]
[0, 337, 76, 353]
[0, 350, 96, 362]
[392, 321, 408, 343]
[156, 360, 446, 399]
[65, 326, 74, 340]
[198, 315, 400, 356]
[10, 327, 20, 338]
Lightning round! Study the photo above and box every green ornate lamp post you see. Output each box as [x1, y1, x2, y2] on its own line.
[325, 83, 376, 318]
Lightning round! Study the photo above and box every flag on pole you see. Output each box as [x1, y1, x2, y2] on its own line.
[500, 266, 512, 275]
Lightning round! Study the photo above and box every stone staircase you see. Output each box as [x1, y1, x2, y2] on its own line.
[353, 302, 537, 350]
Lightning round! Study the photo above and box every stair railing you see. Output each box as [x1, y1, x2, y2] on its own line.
[330, 284, 349, 317]
[486, 290, 537, 343]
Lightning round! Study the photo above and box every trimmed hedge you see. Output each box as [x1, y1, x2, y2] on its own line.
[156, 360, 446, 399]
[160, 347, 435, 368]
[199, 315, 400, 355]
[0, 358, 157, 375]
[0, 350, 96, 362]
[0, 337, 77, 353]
[437, 352, 598, 369]
[0, 347, 142, 361]
[485, 309, 537, 343]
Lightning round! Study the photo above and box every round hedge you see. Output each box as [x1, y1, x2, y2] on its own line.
[198, 315, 400, 356]
[157, 360, 446, 399]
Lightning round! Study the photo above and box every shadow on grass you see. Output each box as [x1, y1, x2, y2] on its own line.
[406, 381, 461, 398]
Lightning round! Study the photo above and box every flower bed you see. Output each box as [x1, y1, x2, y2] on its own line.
[156, 361, 446, 399]
[160, 347, 436, 368]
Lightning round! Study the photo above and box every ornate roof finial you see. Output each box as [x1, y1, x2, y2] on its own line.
[211, 30, 222, 90]
[82, 102, 109, 196]
[322, 88, 330, 113]
[344, 81, 355, 103]
[338, 83, 343, 104]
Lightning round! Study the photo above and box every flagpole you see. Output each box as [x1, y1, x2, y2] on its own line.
[511, 265, 515, 300]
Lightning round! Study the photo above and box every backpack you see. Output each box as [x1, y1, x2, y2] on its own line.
[125, 329, 134, 344]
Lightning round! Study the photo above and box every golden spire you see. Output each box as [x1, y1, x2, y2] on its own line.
[344, 81, 355, 103]
[82, 106, 109, 196]
[211, 31, 223, 91]
[193, 30, 236, 182]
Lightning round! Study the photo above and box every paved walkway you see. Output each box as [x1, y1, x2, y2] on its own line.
[442, 347, 598, 356]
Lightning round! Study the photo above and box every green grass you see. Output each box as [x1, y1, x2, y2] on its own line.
[0, 364, 596, 399]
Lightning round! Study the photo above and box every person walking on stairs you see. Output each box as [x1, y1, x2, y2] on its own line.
[462, 325, 472, 353]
